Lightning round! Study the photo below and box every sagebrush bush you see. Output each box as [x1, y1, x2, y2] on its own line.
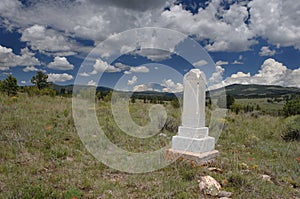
[281, 115, 300, 141]
[163, 117, 179, 133]
[283, 98, 300, 116]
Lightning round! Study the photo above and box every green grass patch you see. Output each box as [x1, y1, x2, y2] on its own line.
[0, 93, 299, 198]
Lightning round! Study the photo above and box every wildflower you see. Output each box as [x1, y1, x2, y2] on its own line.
[252, 164, 258, 170]
[11, 96, 18, 102]
[45, 125, 52, 131]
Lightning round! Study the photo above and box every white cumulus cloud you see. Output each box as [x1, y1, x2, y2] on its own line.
[88, 80, 97, 86]
[0, 45, 40, 70]
[23, 66, 46, 73]
[129, 66, 150, 73]
[162, 79, 183, 93]
[259, 46, 276, 56]
[128, 75, 138, 85]
[193, 60, 208, 67]
[209, 58, 300, 89]
[249, 0, 300, 50]
[21, 25, 77, 56]
[1, 0, 300, 54]
[231, 72, 251, 79]
[209, 65, 225, 84]
[133, 84, 154, 92]
[216, 60, 229, 66]
[91, 59, 121, 74]
[232, 60, 243, 65]
[47, 73, 73, 83]
[47, 56, 74, 70]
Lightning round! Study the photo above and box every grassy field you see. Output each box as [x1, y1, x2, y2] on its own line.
[0, 93, 299, 198]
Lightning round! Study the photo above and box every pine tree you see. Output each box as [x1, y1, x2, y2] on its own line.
[3, 75, 18, 96]
[31, 71, 49, 90]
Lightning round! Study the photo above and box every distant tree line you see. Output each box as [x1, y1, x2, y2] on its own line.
[232, 93, 300, 99]
[283, 95, 300, 116]
[216, 93, 300, 117]
[230, 103, 261, 114]
[0, 71, 56, 97]
[94, 90, 182, 107]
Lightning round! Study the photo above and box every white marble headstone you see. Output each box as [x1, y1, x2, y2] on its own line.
[171, 69, 215, 153]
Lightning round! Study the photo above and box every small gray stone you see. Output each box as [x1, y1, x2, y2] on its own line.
[159, 133, 167, 137]
[218, 190, 233, 197]
[261, 174, 272, 182]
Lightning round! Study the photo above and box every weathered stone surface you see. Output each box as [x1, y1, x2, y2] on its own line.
[181, 69, 206, 128]
[198, 175, 221, 196]
[166, 149, 218, 165]
[218, 190, 233, 197]
[178, 126, 208, 138]
[261, 174, 272, 182]
[170, 69, 217, 157]
[172, 136, 215, 153]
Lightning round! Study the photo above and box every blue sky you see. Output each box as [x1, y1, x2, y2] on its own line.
[0, 0, 299, 92]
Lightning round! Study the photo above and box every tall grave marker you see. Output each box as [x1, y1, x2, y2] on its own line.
[167, 69, 218, 163]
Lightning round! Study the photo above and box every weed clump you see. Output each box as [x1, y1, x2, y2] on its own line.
[227, 173, 247, 188]
[281, 115, 300, 141]
[163, 117, 179, 133]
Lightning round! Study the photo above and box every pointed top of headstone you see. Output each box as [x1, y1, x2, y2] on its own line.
[182, 69, 207, 128]
[185, 69, 206, 83]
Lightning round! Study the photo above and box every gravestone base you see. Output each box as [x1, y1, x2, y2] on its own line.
[171, 135, 215, 153]
[178, 126, 209, 138]
[165, 149, 219, 165]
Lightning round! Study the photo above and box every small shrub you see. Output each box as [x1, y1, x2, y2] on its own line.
[227, 173, 247, 188]
[171, 99, 180, 108]
[282, 129, 300, 141]
[163, 117, 179, 133]
[180, 168, 197, 181]
[281, 115, 300, 141]
[283, 98, 300, 116]
[40, 88, 57, 97]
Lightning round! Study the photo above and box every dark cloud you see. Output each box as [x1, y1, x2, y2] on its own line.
[87, 0, 172, 11]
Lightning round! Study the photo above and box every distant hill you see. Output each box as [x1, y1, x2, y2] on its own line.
[52, 83, 300, 99]
[210, 84, 300, 99]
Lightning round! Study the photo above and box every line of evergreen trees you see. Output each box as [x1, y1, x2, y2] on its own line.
[283, 95, 300, 116]
[0, 71, 56, 97]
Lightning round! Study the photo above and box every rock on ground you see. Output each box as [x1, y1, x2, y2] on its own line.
[218, 190, 233, 198]
[198, 175, 221, 196]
